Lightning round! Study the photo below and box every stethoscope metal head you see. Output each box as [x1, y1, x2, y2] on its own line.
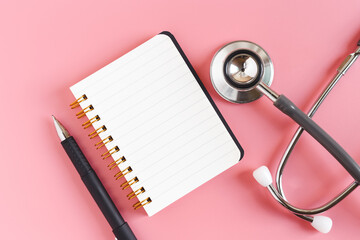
[210, 41, 274, 103]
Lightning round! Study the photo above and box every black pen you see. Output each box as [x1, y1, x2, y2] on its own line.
[52, 115, 137, 240]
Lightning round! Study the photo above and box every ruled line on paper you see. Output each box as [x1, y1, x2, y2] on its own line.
[116, 86, 202, 144]
[126, 112, 218, 170]
[106, 70, 190, 124]
[143, 145, 237, 204]
[133, 130, 228, 185]
[103, 72, 194, 131]
[89, 51, 183, 111]
[83, 43, 175, 101]
[77, 37, 169, 94]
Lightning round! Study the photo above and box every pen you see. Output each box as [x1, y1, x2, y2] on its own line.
[52, 115, 137, 240]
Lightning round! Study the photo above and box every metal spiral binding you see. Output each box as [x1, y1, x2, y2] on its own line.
[114, 166, 132, 180]
[70, 94, 87, 109]
[82, 115, 100, 129]
[89, 125, 107, 139]
[121, 177, 139, 190]
[101, 146, 120, 160]
[70, 94, 151, 210]
[108, 156, 126, 170]
[95, 136, 113, 149]
[76, 105, 94, 118]
[133, 198, 152, 210]
[127, 187, 146, 200]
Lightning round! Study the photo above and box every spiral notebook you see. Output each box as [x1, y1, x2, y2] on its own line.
[69, 32, 243, 216]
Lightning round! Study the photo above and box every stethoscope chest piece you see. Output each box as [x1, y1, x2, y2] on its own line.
[210, 41, 274, 103]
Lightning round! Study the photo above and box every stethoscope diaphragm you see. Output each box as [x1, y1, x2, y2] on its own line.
[210, 41, 273, 103]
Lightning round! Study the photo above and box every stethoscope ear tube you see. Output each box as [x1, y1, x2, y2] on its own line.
[274, 94, 360, 183]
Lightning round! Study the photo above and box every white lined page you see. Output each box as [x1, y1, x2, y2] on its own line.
[70, 33, 241, 216]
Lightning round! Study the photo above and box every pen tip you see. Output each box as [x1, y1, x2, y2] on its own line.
[52, 115, 59, 125]
[52, 115, 70, 141]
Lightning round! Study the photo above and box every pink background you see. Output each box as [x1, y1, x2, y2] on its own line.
[1, 0, 360, 239]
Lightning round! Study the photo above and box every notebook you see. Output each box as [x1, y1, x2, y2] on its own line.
[69, 31, 243, 216]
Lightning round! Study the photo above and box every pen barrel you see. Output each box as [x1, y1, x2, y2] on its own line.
[61, 137, 92, 177]
[83, 173, 136, 240]
[61, 137, 137, 240]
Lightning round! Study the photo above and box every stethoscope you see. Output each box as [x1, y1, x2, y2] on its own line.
[210, 40, 360, 233]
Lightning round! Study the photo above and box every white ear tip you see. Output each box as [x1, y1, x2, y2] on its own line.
[311, 216, 332, 233]
[253, 166, 272, 187]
